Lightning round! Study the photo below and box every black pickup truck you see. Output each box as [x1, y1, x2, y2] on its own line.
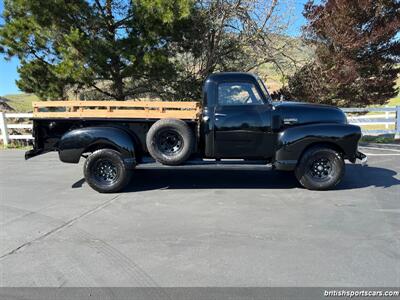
[26, 72, 367, 193]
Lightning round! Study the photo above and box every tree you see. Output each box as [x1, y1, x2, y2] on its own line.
[0, 0, 193, 100]
[1, 0, 299, 101]
[283, 0, 400, 107]
[166, 0, 302, 100]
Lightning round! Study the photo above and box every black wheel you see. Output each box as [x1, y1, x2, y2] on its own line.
[295, 146, 344, 190]
[146, 118, 194, 166]
[84, 149, 132, 193]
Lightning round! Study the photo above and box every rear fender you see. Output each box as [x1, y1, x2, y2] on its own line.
[274, 123, 362, 170]
[58, 126, 136, 168]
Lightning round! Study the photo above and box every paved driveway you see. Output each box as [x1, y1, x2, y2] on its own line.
[0, 148, 399, 287]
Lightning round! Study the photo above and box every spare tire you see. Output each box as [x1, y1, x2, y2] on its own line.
[146, 118, 194, 165]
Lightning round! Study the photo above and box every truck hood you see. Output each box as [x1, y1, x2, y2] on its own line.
[272, 101, 347, 126]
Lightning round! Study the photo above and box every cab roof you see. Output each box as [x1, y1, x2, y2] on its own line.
[206, 72, 260, 83]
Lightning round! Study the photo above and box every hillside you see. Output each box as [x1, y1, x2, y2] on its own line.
[0, 97, 15, 112]
[256, 35, 315, 92]
[2, 93, 39, 112]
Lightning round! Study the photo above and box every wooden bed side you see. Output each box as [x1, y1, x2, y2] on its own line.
[32, 100, 201, 120]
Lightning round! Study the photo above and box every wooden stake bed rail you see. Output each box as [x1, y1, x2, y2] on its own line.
[32, 101, 201, 120]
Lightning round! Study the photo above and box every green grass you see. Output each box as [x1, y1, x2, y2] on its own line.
[382, 75, 400, 106]
[361, 135, 399, 144]
[2, 93, 39, 112]
[386, 95, 400, 106]
[369, 75, 400, 107]
[1, 144, 32, 150]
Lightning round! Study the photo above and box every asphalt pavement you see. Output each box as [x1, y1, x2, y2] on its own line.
[0, 148, 399, 287]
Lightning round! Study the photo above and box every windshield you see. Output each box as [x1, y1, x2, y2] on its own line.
[257, 78, 272, 103]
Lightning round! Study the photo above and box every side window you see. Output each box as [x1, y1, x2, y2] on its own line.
[218, 82, 264, 106]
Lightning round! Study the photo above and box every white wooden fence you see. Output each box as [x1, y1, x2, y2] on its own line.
[1, 106, 400, 146]
[342, 106, 400, 137]
[0, 112, 33, 146]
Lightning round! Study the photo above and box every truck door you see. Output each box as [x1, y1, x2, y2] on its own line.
[213, 81, 274, 158]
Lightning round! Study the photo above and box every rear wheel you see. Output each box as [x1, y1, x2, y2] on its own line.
[146, 118, 194, 165]
[84, 149, 131, 193]
[295, 146, 344, 190]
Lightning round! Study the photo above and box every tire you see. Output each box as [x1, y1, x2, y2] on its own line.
[295, 146, 344, 190]
[84, 149, 132, 193]
[146, 118, 194, 166]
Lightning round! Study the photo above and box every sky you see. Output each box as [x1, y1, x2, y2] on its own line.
[0, 1, 22, 96]
[0, 0, 309, 96]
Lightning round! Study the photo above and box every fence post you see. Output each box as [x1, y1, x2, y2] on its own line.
[0, 112, 9, 147]
[395, 106, 400, 140]
[385, 106, 389, 129]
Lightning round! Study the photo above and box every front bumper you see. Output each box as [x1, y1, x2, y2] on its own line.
[356, 151, 368, 166]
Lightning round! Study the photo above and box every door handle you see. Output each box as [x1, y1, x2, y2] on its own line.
[215, 113, 227, 117]
[283, 118, 298, 125]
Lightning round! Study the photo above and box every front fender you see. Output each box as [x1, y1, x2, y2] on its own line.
[58, 126, 136, 166]
[274, 123, 362, 170]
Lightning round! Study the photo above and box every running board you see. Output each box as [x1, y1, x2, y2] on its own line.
[140, 157, 272, 167]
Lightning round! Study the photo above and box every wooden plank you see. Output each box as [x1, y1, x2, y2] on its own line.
[33, 101, 199, 109]
[33, 109, 199, 120]
[32, 100, 201, 120]
[33, 101, 79, 108]
[75, 101, 199, 109]
[108, 109, 199, 119]
[33, 112, 79, 118]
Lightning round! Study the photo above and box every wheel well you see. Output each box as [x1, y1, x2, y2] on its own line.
[83, 143, 120, 154]
[300, 142, 345, 160]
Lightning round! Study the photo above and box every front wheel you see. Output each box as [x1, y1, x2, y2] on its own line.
[84, 149, 132, 193]
[295, 146, 344, 190]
